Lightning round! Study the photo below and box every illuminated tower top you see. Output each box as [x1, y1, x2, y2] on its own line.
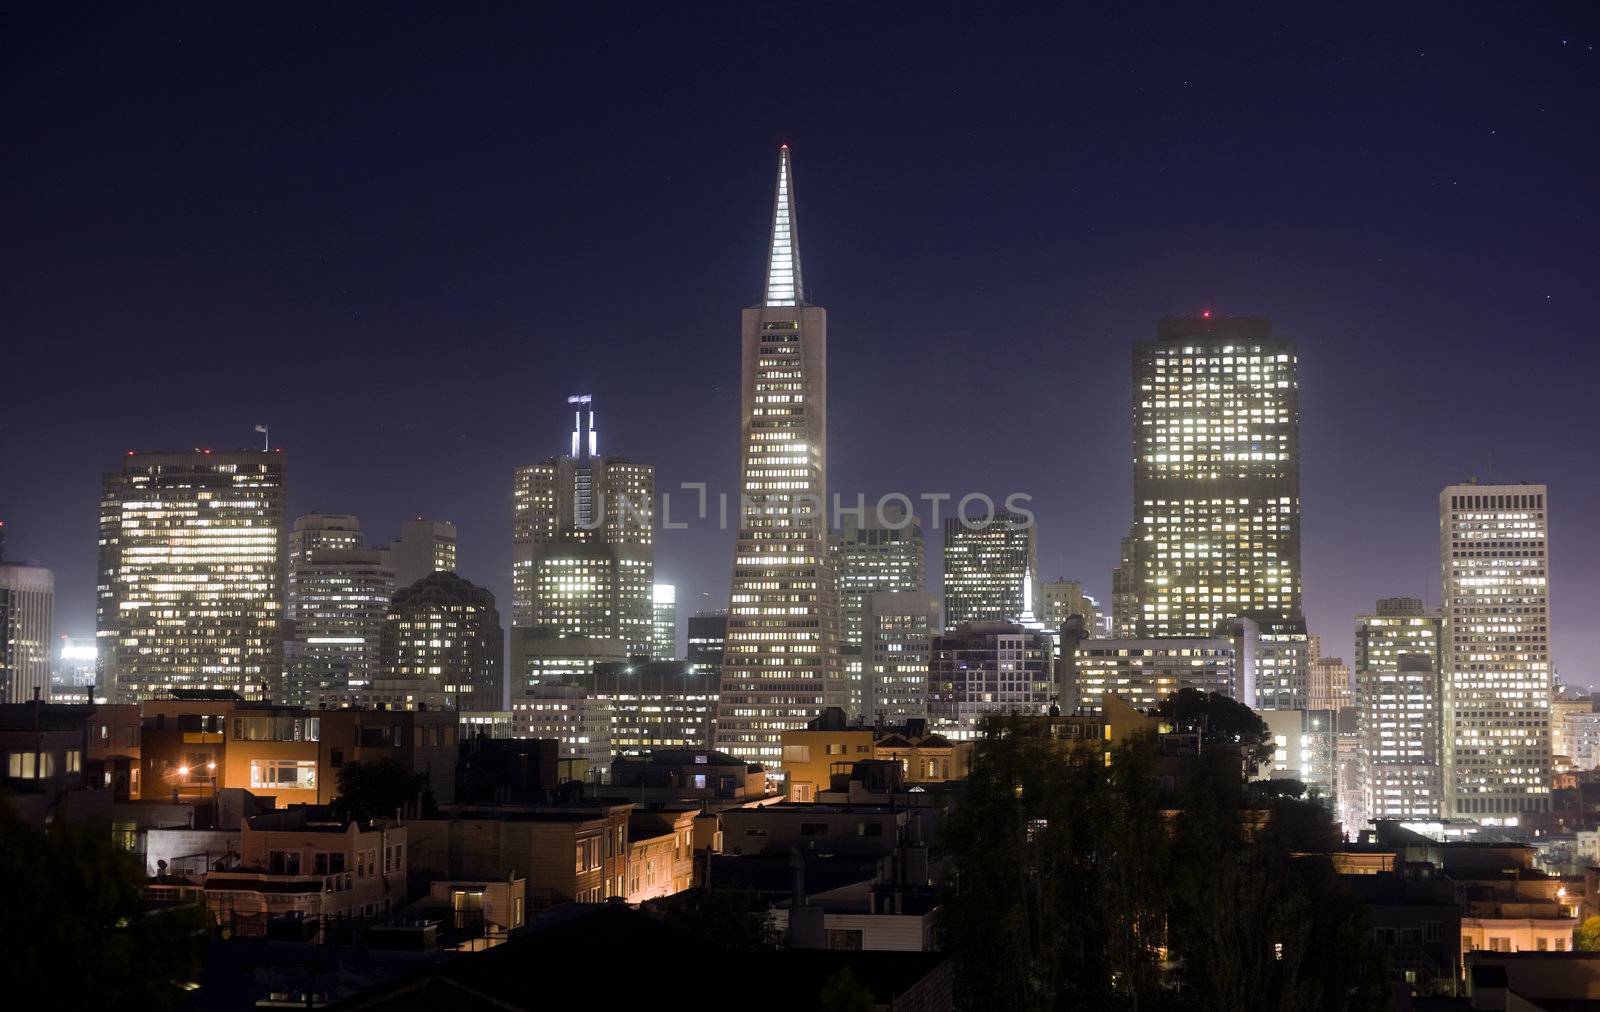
[763, 145, 803, 307]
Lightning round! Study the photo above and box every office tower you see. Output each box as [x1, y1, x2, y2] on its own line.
[1064, 637, 1236, 712]
[863, 591, 940, 721]
[1126, 316, 1302, 638]
[1309, 654, 1353, 711]
[714, 146, 843, 763]
[927, 621, 1055, 739]
[379, 571, 503, 711]
[652, 584, 677, 660]
[1354, 597, 1444, 822]
[51, 636, 98, 700]
[390, 518, 457, 590]
[834, 507, 926, 645]
[283, 514, 395, 707]
[1232, 615, 1312, 711]
[1552, 696, 1595, 762]
[1038, 579, 1102, 634]
[98, 450, 286, 702]
[687, 611, 727, 676]
[1440, 483, 1552, 822]
[0, 562, 54, 702]
[833, 505, 925, 715]
[512, 397, 655, 655]
[509, 628, 628, 694]
[512, 684, 612, 774]
[1110, 533, 1138, 637]
[942, 512, 1037, 627]
[1564, 709, 1600, 770]
[580, 660, 719, 754]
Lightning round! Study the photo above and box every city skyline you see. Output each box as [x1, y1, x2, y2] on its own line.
[3, 5, 1597, 689]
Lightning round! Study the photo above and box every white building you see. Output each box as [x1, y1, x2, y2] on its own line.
[1440, 483, 1552, 823]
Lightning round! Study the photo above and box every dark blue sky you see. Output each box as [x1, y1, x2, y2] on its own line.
[3, 3, 1596, 684]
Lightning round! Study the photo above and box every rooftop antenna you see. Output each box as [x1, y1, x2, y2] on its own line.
[254, 424, 270, 451]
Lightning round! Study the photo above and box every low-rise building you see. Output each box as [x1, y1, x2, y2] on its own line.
[203, 807, 407, 940]
[780, 709, 975, 803]
[319, 708, 459, 805]
[720, 802, 907, 857]
[625, 808, 697, 903]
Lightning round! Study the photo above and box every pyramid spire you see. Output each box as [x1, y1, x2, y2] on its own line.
[763, 145, 803, 307]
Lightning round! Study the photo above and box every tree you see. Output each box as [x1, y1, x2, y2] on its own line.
[654, 884, 779, 950]
[1158, 688, 1276, 766]
[334, 758, 434, 821]
[0, 795, 209, 1010]
[817, 966, 876, 1012]
[1577, 916, 1600, 951]
[937, 714, 1168, 1010]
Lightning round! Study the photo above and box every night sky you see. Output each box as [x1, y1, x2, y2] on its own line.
[3, 3, 1597, 685]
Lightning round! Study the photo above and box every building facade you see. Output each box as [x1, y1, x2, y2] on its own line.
[715, 146, 844, 763]
[283, 514, 394, 707]
[511, 396, 655, 658]
[578, 660, 718, 755]
[1065, 637, 1236, 712]
[833, 507, 925, 716]
[1355, 597, 1443, 822]
[389, 518, 457, 592]
[98, 450, 286, 702]
[1124, 316, 1302, 638]
[687, 611, 727, 676]
[941, 512, 1037, 627]
[1440, 484, 1552, 822]
[379, 571, 504, 712]
[927, 622, 1055, 739]
[652, 583, 677, 660]
[862, 591, 940, 722]
[0, 562, 53, 702]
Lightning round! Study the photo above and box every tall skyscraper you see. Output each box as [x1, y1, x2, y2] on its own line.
[1440, 483, 1552, 822]
[833, 507, 926, 646]
[98, 450, 286, 702]
[833, 506, 926, 715]
[942, 512, 1037, 627]
[0, 561, 54, 702]
[714, 146, 843, 763]
[1125, 316, 1302, 638]
[652, 583, 677, 660]
[380, 570, 504, 712]
[283, 514, 394, 707]
[390, 517, 457, 591]
[1355, 596, 1443, 822]
[863, 591, 940, 721]
[512, 396, 654, 656]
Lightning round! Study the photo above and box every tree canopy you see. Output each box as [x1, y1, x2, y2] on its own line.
[333, 758, 435, 821]
[0, 796, 209, 1010]
[1158, 687, 1276, 766]
[937, 700, 1386, 1010]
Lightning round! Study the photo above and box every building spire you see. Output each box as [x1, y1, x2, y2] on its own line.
[763, 145, 803, 307]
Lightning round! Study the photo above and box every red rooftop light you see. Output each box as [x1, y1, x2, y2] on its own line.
[1202, 309, 1212, 319]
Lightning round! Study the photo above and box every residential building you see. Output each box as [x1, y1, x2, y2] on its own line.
[283, 514, 394, 707]
[403, 804, 633, 907]
[511, 396, 654, 655]
[98, 450, 286, 702]
[715, 146, 844, 764]
[1123, 315, 1302, 638]
[781, 708, 972, 803]
[863, 591, 940, 722]
[202, 808, 407, 939]
[1440, 483, 1552, 822]
[941, 512, 1037, 626]
[624, 808, 698, 903]
[1064, 636, 1236, 712]
[318, 708, 459, 805]
[390, 517, 457, 591]
[686, 611, 727, 676]
[140, 694, 326, 805]
[927, 622, 1056, 739]
[0, 561, 53, 702]
[651, 583, 677, 660]
[379, 571, 504, 712]
[606, 748, 769, 805]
